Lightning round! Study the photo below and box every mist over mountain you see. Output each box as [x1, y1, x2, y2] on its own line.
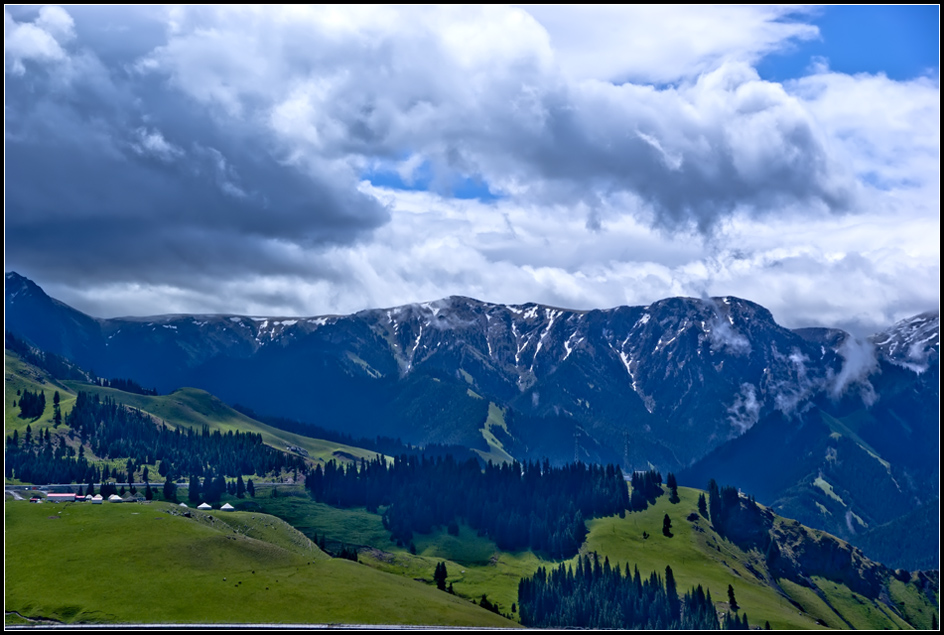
[4, 270, 939, 568]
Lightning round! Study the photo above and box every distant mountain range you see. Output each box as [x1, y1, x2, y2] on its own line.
[4, 271, 939, 570]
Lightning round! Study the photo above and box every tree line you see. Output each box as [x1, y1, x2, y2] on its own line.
[232, 403, 479, 462]
[518, 552, 750, 629]
[100, 377, 158, 396]
[5, 391, 305, 485]
[307, 455, 630, 559]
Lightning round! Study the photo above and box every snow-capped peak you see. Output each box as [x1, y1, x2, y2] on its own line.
[871, 311, 939, 372]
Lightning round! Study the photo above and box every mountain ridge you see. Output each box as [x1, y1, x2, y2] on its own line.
[6, 271, 937, 462]
[4, 271, 939, 569]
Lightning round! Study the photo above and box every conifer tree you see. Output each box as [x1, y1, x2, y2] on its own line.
[665, 565, 680, 618]
[727, 584, 739, 611]
[53, 391, 62, 427]
[434, 561, 448, 591]
[667, 472, 680, 503]
[163, 478, 177, 503]
[708, 479, 721, 527]
[188, 474, 201, 503]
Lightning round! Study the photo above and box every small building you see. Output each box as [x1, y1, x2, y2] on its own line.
[29, 496, 42, 503]
[92, 495, 104, 504]
[197, 502, 212, 510]
[47, 493, 76, 503]
[108, 494, 124, 503]
[220, 503, 235, 512]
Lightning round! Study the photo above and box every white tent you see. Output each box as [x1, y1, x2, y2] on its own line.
[197, 502, 212, 510]
[179, 502, 189, 507]
[91, 495, 104, 504]
[108, 494, 123, 502]
[220, 503, 235, 512]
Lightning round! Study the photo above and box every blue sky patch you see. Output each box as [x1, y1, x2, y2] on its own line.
[757, 5, 939, 82]
[364, 161, 503, 202]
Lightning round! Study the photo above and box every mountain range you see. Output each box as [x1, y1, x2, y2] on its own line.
[4, 271, 939, 570]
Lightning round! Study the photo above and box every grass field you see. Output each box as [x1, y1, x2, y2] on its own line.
[6, 473, 934, 629]
[246, 485, 931, 630]
[888, 577, 939, 630]
[245, 493, 546, 616]
[811, 576, 913, 630]
[580, 487, 829, 630]
[4, 499, 517, 627]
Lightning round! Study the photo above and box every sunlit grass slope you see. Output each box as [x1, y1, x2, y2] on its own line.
[4, 500, 517, 627]
[582, 487, 826, 630]
[4, 352, 78, 436]
[250, 486, 933, 630]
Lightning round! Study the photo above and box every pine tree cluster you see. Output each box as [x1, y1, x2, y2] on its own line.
[629, 469, 664, 511]
[102, 378, 158, 396]
[4, 391, 304, 485]
[307, 456, 629, 559]
[518, 553, 742, 630]
[17, 389, 46, 419]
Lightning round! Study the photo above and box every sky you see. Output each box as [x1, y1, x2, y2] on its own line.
[4, 5, 940, 336]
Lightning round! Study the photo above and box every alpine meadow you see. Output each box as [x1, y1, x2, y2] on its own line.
[4, 5, 939, 629]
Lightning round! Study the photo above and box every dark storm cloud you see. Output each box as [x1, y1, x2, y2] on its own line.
[6, 5, 859, 272]
[4, 6, 389, 291]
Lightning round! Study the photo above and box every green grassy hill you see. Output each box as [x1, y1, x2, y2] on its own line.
[4, 352, 78, 437]
[5, 349, 937, 629]
[5, 348, 386, 484]
[4, 499, 517, 627]
[245, 486, 937, 630]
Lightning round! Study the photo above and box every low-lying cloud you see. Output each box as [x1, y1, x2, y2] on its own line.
[727, 383, 760, 434]
[829, 336, 879, 405]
